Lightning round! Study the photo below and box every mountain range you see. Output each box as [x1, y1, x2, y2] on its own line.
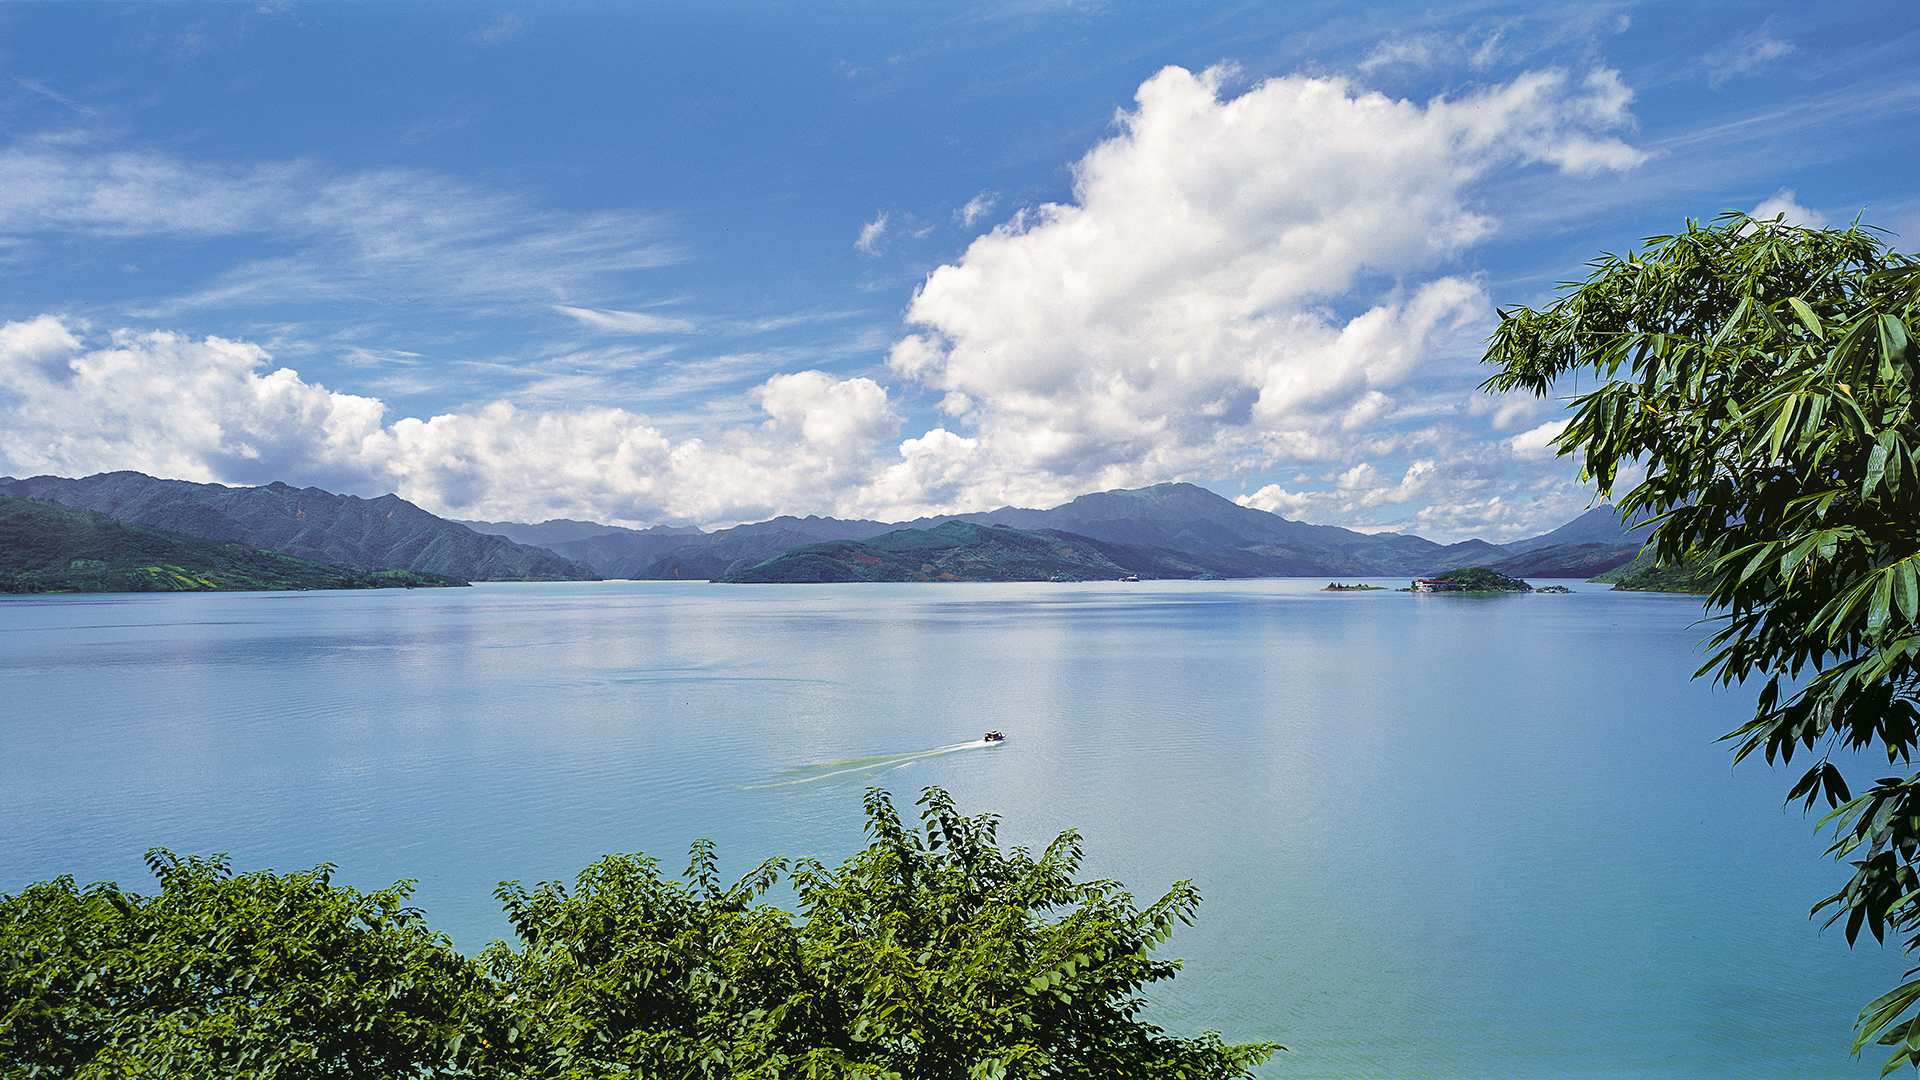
[472, 482, 1647, 581]
[719, 521, 1143, 583]
[0, 494, 465, 593]
[0, 472, 596, 581]
[1, 471, 1648, 584]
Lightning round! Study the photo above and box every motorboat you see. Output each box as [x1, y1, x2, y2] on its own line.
[982, 730, 1006, 743]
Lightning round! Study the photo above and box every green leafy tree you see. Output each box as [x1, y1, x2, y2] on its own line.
[1481, 212, 1920, 1072]
[5, 793, 1274, 1078]
[480, 846, 805, 1077]
[0, 850, 504, 1078]
[788, 787, 1276, 1079]
[486, 787, 1282, 1079]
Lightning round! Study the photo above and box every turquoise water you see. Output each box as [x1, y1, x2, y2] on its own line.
[0, 580, 1905, 1078]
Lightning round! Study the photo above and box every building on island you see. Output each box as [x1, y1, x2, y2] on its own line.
[1410, 579, 1469, 592]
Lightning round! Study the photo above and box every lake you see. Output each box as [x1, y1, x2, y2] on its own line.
[0, 579, 1905, 1078]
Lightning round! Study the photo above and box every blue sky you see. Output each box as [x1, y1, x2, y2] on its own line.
[0, 1, 1913, 540]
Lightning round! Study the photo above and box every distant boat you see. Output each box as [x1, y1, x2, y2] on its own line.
[982, 730, 1006, 743]
[1120, 574, 1140, 582]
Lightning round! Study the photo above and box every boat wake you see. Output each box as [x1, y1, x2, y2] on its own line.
[743, 740, 999, 790]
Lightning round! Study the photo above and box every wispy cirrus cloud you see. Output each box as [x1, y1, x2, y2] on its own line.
[556, 306, 698, 335]
[0, 137, 678, 317]
[1704, 22, 1796, 88]
[956, 191, 997, 228]
[855, 211, 890, 255]
[468, 12, 526, 47]
[10, 77, 99, 117]
[1354, 4, 1634, 78]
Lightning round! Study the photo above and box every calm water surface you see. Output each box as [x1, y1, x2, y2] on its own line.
[1, 580, 1904, 1078]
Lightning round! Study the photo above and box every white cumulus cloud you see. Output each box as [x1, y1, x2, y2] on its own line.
[1508, 418, 1570, 460]
[0, 316, 902, 527]
[1749, 188, 1827, 228]
[882, 63, 1642, 513]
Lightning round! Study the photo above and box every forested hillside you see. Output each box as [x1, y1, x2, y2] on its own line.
[0, 496, 465, 593]
[0, 472, 595, 582]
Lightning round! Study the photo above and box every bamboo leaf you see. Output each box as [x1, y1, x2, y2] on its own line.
[1870, 572, 1894, 634]
[1757, 298, 1792, 339]
[1884, 431, 1907, 500]
[1770, 395, 1799, 460]
[1833, 315, 1875, 370]
[1865, 443, 1892, 500]
[1898, 560, 1920, 626]
[1788, 297, 1825, 339]
[1859, 980, 1920, 1054]
[1882, 314, 1912, 362]
[1714, 296, 1753, 346]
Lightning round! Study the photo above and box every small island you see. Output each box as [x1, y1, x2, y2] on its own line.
[1407, 567, 1532, 593]
[1322, 582, 1385, 591]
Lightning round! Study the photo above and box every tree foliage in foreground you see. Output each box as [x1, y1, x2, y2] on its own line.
[2, 789, 1280, 1079]
[1482, 212, 1920, 1072]
[0, 851, 503, 1078]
